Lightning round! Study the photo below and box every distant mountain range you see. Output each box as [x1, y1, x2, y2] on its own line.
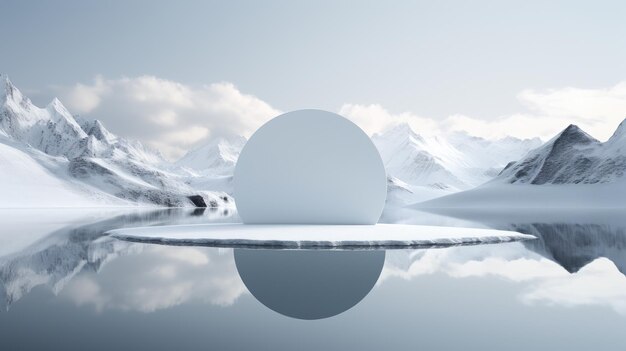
[176, 136, 246, 176]
[3, 73, 626, 209]
[371, 123, 541, 190]
[177, 120, 541, 204]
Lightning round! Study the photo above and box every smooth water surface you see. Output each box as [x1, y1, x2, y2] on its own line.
[1, 207, 626, 350]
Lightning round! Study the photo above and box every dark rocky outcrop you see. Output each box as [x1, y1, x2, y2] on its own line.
[188, 195, 207, 207]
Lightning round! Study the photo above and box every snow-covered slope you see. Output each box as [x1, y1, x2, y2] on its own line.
[371, 123, 541, 190]
[176, 122, 540, 200]
[0, 138, 126, 207]
[385, 176, 453, 206]
[372, 124, 466, 190]
[416, 121, 626, 209]
[176, 136, 246, 176]
[497, 122, 626, 185]
[173, 136, 246, 194]
[0, 74, 231, 208]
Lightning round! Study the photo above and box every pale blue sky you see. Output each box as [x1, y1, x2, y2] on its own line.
[2, 0, 626, 156]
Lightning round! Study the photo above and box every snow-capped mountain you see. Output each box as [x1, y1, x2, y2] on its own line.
[176, 122, 541, 202]
[0, 209, 237, 310]
[173, 136, 248, 194]
[372, 123, 541, 190]
[496, 121, 626, 185]
[0, 74, 231, 208]
[176, 136, 246, 176]
[416, 120, 626, 209]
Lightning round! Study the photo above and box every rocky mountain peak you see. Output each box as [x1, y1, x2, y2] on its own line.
[546, 124, 598, 155]
[377, 122, 423, 143]
[494, 122, 625, 185]
[86, 119, 117, 144]
[608, 117, 626, 141]
[1, 74, 30, 110]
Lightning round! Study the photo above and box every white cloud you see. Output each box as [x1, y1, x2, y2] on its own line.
[339, 104, 440, 136]
[339, 103, 566, 141]
[518, 83, 626, 140]
[340, 82, 626, 142]
[65, 75, 110, 113]
[61, 76, 626, 159]
[61, 76, 281, 160]
[441, 113, 571, 140]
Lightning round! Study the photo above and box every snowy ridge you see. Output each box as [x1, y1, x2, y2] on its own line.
[371, 123, 541, 190]
[496, 121, 626, 185]
[178, 122, 540, 200]
[0, 74, 231, 208]
[176, 136, 246, 176]
[416, 120, 626, 209]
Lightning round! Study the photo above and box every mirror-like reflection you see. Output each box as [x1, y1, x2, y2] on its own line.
[234, 249, 385, 320]
[0, 208, 236, 310]
[3, 208, 626, 350]
[520, 223, 626, 275]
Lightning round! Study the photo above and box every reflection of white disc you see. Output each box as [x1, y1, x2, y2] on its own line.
[234, 250, 385, 320]
[234, 109, 387, 224]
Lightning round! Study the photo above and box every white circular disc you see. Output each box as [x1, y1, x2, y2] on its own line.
[234, 109, 387, 224]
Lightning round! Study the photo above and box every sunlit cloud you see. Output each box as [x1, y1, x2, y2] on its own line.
[340, 81, 626, 142]
[59, 76, 626, 160]
[61, 76, 281, 160]
[61, 246, 247, 313]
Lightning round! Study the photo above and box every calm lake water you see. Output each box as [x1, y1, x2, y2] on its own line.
[1, 207, 626, 350]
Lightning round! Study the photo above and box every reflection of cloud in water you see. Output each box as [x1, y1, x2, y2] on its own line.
[0, 209, 236, 310]
[5, 207, 626, 317]
[380, 243, 564, 283]
[382, 210, 626, 316]
[522, 258, 626, 314]
[235, 249, 385, 320]
[61, 246, 245, 312]
[383, 245, 626, 315]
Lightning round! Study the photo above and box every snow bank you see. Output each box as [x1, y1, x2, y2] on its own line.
[415, 183, 626, 209]
[0, 141, 125, 208]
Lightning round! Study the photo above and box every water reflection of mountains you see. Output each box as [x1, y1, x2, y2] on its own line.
[0, 209, 234, 310]
[515, 222, 626, 275]
[3, 208, 626, 311]
[421, 209, 626, 277]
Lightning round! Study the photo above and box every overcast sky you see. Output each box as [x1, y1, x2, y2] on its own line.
[2, 0, 626, 159]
